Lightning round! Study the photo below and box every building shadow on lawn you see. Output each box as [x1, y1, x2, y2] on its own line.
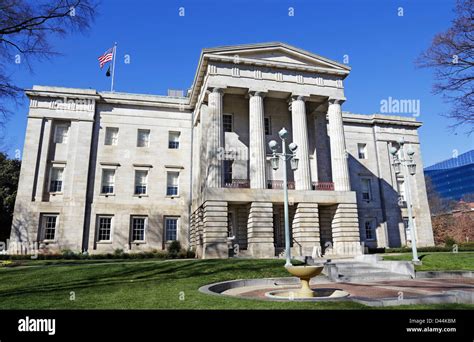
[0, 259, 284, 299]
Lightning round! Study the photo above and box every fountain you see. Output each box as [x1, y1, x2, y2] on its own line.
[263, 263, 350, 300]
[285, 265, 324, 297]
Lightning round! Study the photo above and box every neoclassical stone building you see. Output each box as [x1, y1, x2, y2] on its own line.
[10, 43, 434, 258]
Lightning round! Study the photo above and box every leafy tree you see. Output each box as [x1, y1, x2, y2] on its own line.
[416, 0, 474, 132]
[0, 0, 97, 119]
[0, 153, 21, 242]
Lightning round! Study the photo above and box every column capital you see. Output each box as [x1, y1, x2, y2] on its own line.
[328, 97, 346, 105]
[288, 94, 307, 112]
[248, 90, 267, 98]
[289, 94, 308, 102]
[206, 87, 225, 96]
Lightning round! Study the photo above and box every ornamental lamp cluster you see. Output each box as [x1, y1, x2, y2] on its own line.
[389, 139, 417, 176]
[268, 128, 299, 172]
[389, 137, 420, 263]
[267, 127, 299, 267]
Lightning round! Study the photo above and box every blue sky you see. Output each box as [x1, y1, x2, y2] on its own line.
[3, 0, 473, 167]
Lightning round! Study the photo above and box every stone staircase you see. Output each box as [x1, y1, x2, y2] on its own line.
[327, 260, 413, 282]
[299, 255, 415, 282]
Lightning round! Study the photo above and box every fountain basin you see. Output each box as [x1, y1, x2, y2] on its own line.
[285, 265, 324, 298]
[265, 288, 350, 301]
[286, 265, 324, 278]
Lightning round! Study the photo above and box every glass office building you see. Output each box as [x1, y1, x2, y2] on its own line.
[424, 150, 474, 200]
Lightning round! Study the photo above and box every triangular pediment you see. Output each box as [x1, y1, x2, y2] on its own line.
[203, 42, 350, 72]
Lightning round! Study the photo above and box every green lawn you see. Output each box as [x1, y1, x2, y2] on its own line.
[0, 259, 471, 309]
[383, 252, 474, 271]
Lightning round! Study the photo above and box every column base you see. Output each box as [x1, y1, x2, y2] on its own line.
[202, 242, 229, 259]
[248, 242, 275, 258]
[291, 245, 320, 257]
[330, 203, 362, 257]
[202, 200, 228, 259]
[291, 203, 320, 257]
[247, 202, 274, 258]
[325, 241, 363, 257]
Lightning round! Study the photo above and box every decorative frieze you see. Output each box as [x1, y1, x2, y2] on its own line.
[210, 64, 345, 89]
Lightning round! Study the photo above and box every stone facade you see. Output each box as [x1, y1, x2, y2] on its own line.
[10, 42, 435, 257]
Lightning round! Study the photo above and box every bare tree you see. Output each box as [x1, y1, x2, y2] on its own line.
[416, 0, 474, 133]
[425, 176, 457, 215]
[0, 0, 97, 120]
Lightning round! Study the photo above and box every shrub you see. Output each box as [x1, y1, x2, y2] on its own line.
[113, 249, 124, 258]
[0, 246, 197, 260]
[385, 245, 474, 253]
[444, 237, 457, 248]
[167, 241, 181, 258]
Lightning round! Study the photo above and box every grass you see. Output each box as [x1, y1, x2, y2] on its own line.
[0, 259, 472, 309]
[383, 252, 474, 271]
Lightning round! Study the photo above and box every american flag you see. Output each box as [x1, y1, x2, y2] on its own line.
[98, 47, 114, 69]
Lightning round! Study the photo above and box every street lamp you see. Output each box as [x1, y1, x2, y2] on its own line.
[268, 127, 299, 268]
[390, 137, 420, 263]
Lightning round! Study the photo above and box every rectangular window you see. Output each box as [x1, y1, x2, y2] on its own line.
[131, 216, 147, 242]
[168, 131, 180, 149]
[403, 217, 409, 229]
[361, 178, 372, 201]
[227, 212, 234, 238]
[223, 160, 233, 185]
[41, 215, 58, 241]
[137, 129, 150, 147]
[358, 143, 367, 159]
[105, 127, 119, 146]
[165, 217, 178, 241]
[397, 180, 406, 201]
[365, 219, 375, 240]
[54, 124, 69, 144]
[264, 117, 271, 135]
[403, 217, 413, 241]
[49, 167, 64, 193]
[134, 170, 148, 195]
[223, 114, 233, 132]
[97, 216, 112, 242]
[166, 172, 179, 196]
[101, 169, 115, 194]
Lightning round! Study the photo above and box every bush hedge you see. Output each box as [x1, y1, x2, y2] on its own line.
[384, 243, 474, 254]
[0, 248, 196, 261]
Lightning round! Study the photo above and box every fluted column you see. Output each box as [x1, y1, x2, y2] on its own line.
[328, 98, 351, 191]
[207, 88, 224, 188]
[249, 91, 267, 189]
[290, 95, 312, 190]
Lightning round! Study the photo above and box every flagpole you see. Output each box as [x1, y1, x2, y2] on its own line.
[110, 42, 117, 92]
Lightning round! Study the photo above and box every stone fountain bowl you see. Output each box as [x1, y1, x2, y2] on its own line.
[286, 265, 324, 279]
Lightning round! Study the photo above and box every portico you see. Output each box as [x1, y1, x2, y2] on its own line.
[189, 43, 361, 259]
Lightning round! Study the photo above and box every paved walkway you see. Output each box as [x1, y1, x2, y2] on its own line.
[233, 277, 474, 305]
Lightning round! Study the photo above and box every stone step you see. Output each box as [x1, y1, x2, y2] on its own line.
[337, 271, 412, 282]
[337, 266, 391, 275]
